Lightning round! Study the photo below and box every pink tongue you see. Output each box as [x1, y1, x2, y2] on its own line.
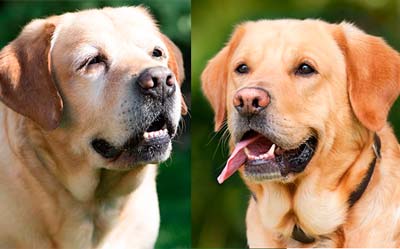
[217, 134, 262, 184]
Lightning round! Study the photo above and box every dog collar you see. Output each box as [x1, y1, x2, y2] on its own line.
[347, 133, 380, 207]
[291, 134, 381, 244]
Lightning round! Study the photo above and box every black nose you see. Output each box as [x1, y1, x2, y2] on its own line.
[137, 66, 176, 100]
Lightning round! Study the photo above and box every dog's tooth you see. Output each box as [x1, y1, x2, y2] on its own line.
[263, 152, 273, 160]
[144, 132, 149, 139]
[267, 144, 276, 157]
[244, 147, 251, 157]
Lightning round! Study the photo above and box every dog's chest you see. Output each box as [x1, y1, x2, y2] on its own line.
[93, 196, 129, 237]
[255, 180, 348, 246]
[55, 197, 128, 248]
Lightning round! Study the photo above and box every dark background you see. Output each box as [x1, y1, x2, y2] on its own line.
[0, 0, 190, 248]
[191, 0, 400, 248]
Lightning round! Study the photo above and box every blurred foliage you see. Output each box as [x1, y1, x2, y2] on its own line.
[0, 0, 190, 248]
[192, 0, 400, 248]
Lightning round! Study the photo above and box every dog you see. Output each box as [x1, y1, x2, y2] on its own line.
[0, 6, 186, 249]
[202, 19, 400, 247]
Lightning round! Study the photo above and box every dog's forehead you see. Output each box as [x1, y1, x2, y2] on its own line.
[53, 7, 162, 51]
[235, 20, 337, 58]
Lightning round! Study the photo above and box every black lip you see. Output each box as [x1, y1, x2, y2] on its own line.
[123, 132, 170, 152]
[91, 113, 175, 161]
[113, 133, 171, 166]
[244, 134, 317, 180]
[91, 139, 121, 159]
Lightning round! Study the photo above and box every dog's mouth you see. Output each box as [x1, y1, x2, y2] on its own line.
[91, 113, 175, 166]
[217, 130, 317, 183]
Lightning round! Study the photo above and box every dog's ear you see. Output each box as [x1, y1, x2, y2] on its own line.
[332, 22, 400, 131]
[201, 25, 245, 131]
[0, 18, 63, 131]
[160, 33, 187, 115]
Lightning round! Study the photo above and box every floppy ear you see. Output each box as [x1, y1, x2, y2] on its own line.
[201, 25, 245, 131]
[332, 22, 400, 131]
[160, 33, 187, 115]
[0, 18, 63, 131]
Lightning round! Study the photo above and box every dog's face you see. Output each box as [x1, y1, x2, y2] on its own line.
[202, 19, 400, 183]
[0, 7, 187, 170]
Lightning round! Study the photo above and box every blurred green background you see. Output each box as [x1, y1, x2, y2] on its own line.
[0, 0, 190, 248]
[192, 0, 400, 248]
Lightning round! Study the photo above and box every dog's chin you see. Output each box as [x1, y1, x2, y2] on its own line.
[104, 140, 173, 170]
[239, 130, 317, 182]
[91, 114, 176, 170]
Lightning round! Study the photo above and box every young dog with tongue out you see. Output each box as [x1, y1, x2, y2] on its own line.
[202, 19, 400, 248]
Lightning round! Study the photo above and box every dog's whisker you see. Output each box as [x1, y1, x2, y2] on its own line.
[209, 121, 230, 159]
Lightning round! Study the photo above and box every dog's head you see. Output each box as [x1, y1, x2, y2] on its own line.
[0, 7, 187, 170]
[202, 19, 400, 183]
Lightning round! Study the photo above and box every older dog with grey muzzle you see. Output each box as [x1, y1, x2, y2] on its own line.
[0, 6, 186, 249]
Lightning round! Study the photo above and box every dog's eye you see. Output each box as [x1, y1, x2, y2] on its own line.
[77, 55, 106, 71]
[88, 56, 103, 65]
[152, 47, 163, 58]
[295, 63, 316, 76]
[235, 64, 250, 74]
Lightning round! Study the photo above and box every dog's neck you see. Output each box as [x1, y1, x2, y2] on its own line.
[347, 133, 380, 207]
[94, 166, 148, 199]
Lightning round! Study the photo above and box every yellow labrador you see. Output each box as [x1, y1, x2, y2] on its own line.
[0, 6, 186, 249]
[202, 19, 400, 247]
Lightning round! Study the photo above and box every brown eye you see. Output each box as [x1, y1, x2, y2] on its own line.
[235, 63, 249, 74]
[295, 63, 316, 76]
[152, 47, 163, 58]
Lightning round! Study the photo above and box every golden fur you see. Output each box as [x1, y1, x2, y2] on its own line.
[202, 19, 400, 247]
[0, 7, 185, 248]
